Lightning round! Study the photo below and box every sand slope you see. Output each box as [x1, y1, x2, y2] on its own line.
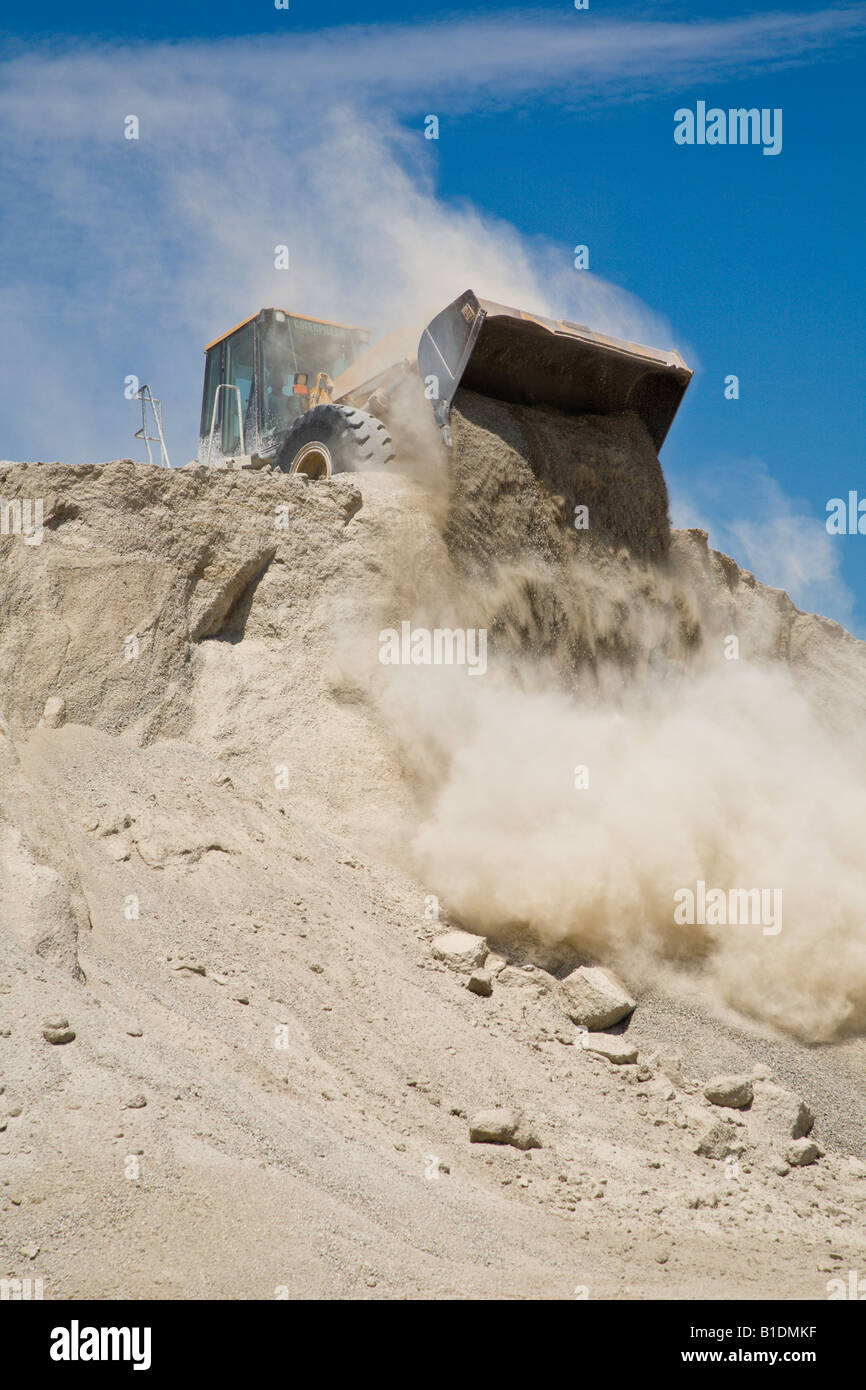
[1, 411, 865, 1299]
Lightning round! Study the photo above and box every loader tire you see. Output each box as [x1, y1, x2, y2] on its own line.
[275, 404, 396, 479]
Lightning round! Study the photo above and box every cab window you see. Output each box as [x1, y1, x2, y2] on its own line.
[200, 345, 222, 439]
[222, 323, 255, 453]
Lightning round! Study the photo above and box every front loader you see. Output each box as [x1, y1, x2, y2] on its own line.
[196, 289, 691, 476]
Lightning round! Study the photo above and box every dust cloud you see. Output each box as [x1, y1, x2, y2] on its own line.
[355, 392, 866, 1045]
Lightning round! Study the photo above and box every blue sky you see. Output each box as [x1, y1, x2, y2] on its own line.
[1, 2, 865, 629]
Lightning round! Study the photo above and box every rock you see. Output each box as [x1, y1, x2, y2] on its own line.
[469, 1108, 519, 1144]
[469, 1108, 539, 1150]
[750, 1082, 814, 1139]
[430, 931, 487, 971]
[786, 1137, 823, 1167]
[559, 965, 636, 1029]
[40, 695, 66, 728]
[582, 1033, 638, 1065]
[42, 1016, 75, 1045]
[125, 1094, 147, 1109]
[704, 1075, 754, 1109]
[659, 1055, 687, 1087]
[466, 969, 492, 997]
[511, 1121, 541, 1151]
[695, 1119, 742, 1160]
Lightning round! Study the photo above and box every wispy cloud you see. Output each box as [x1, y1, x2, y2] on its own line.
[670, 456, 856, 627]
[2, 7, 864, 118]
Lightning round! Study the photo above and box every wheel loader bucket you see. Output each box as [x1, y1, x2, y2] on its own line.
[333, 289, 691, 454]
[418, 290, 692, 452]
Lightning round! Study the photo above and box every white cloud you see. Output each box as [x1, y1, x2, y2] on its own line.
[3, 7, 864, 122]
[669, 457, 856, 627]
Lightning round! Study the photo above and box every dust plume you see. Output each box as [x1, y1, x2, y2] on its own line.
[356, 393, 866, 1045]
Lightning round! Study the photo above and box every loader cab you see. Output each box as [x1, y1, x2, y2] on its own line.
[199, 308, 369, 463]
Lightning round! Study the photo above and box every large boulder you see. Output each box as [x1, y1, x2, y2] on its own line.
[466, 969, 492, 997]
[469, 1108, 539, 1150]
[750, 1082, 814, 1140]
[786, 1137, 823, 1168]
[431, 931, 488, 971]
[559, 965, 636, 1029]
[704, 1075, 754, 1109]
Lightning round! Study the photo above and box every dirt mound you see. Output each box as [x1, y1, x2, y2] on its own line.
[2, 421, 866, 1298]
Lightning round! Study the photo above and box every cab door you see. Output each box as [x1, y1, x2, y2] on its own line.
[221, 321, 256, 454]
[200, 321, 259, 460]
